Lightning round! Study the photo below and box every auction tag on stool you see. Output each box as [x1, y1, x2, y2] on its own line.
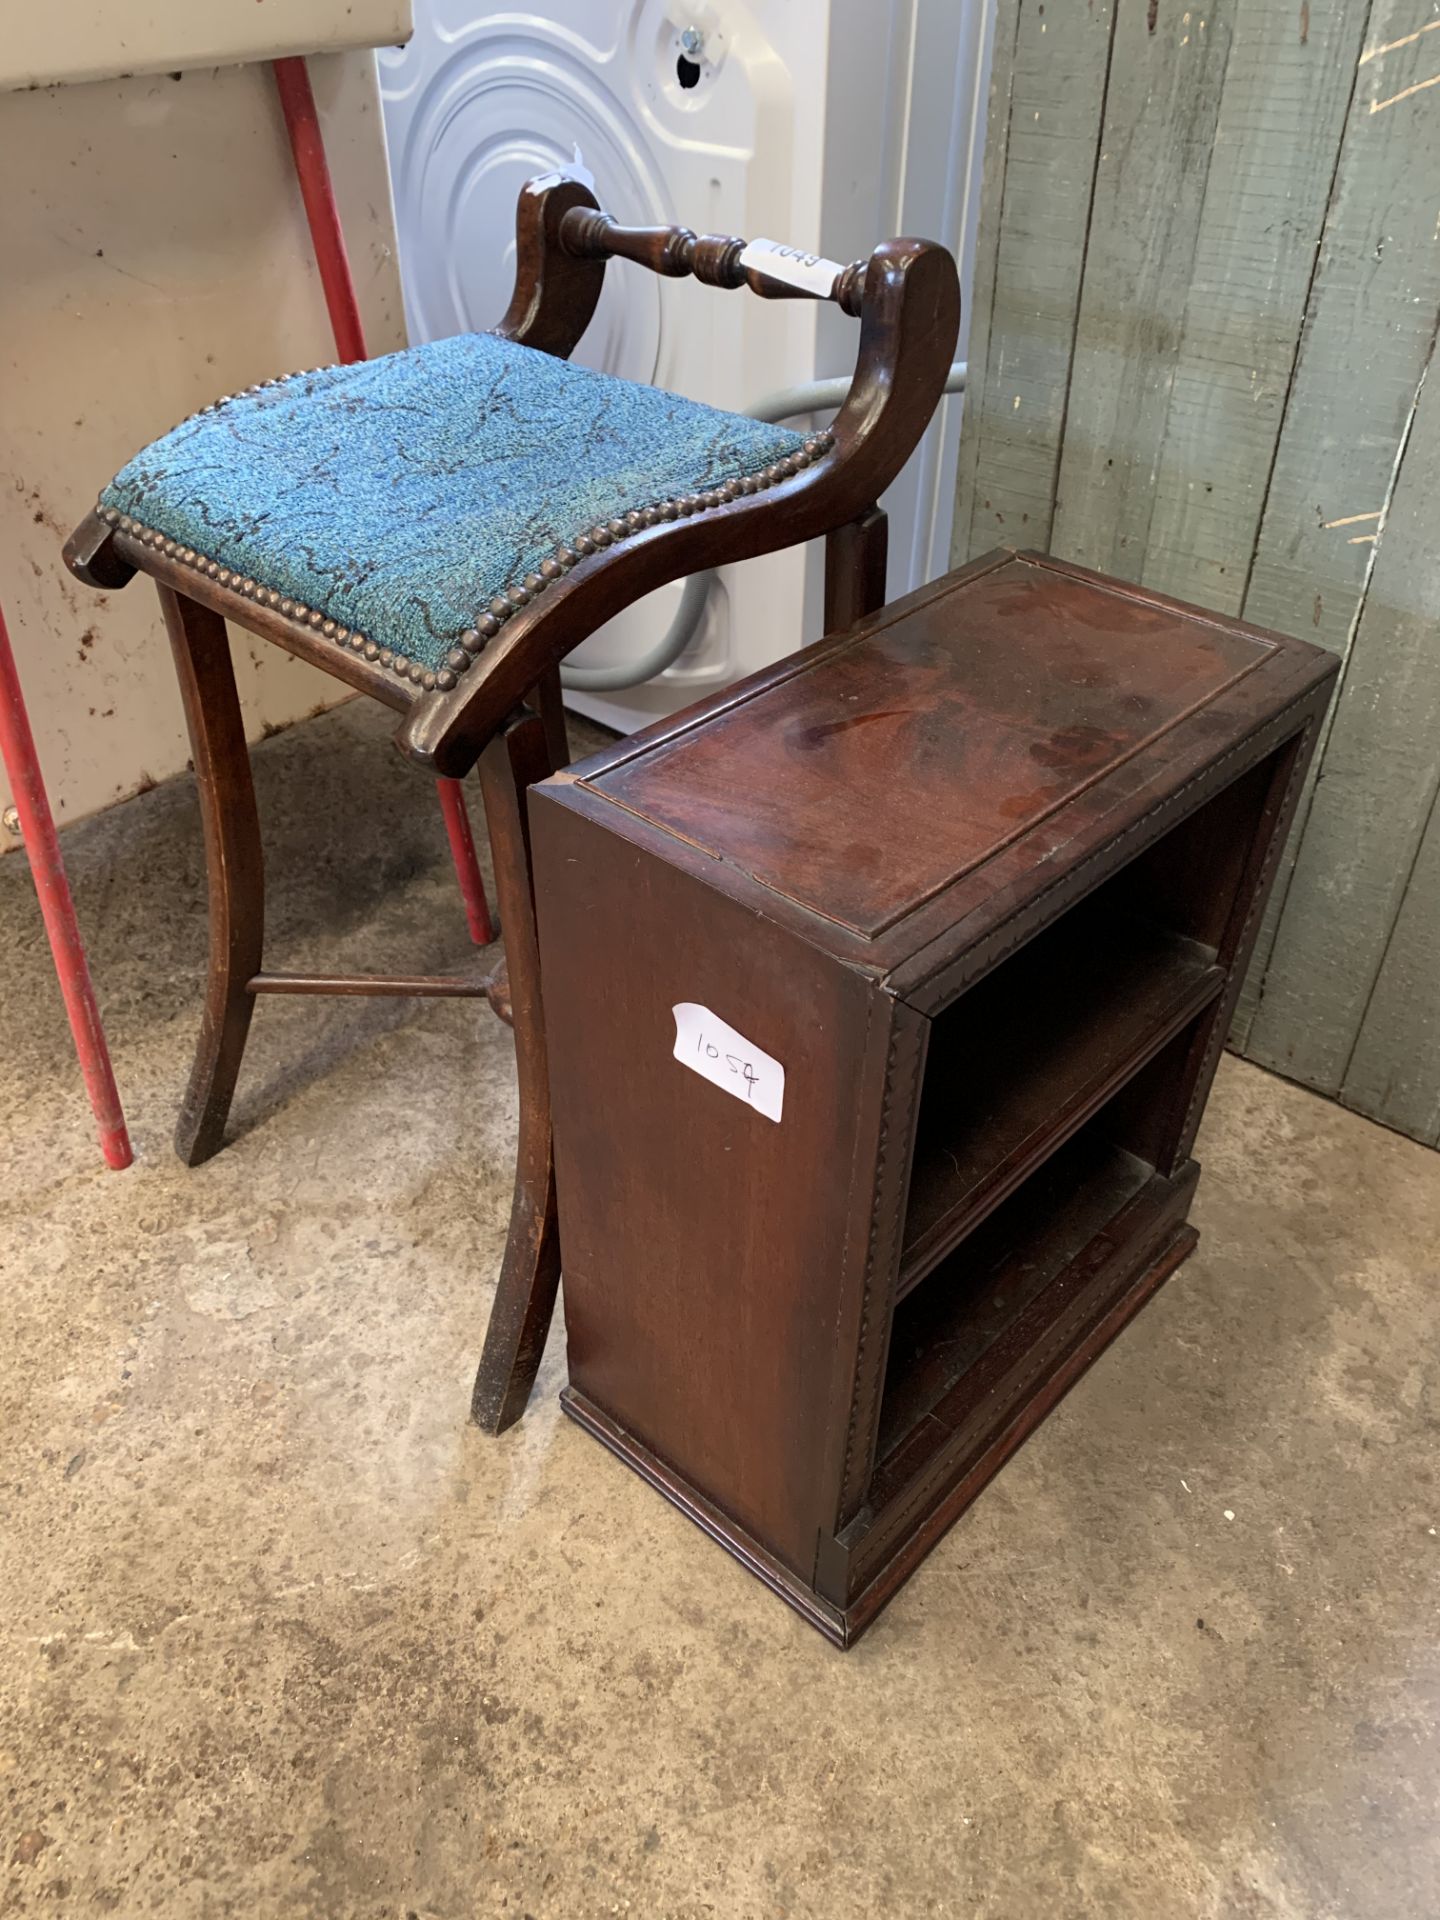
[738, 238, 844, 298]
[672, 1003, 784, 1123]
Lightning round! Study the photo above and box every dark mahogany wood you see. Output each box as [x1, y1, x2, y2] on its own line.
[556, 207, 869, 315]
[160, 587, 265, 1167]
[470, 701, 564, 1434]
[247, 972, 487, 998]
[824, 507, 890, 634]
[531, 549, 1339, 1645]
[62, 168, 960, 1434]
[595, 555, 1276, 939]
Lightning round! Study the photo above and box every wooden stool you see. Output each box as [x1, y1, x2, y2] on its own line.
[529, 551, 1339, 1643]
[62, 171, 959, 1434]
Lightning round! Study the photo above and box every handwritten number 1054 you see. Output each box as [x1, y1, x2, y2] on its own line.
[696, 1033, 761, 1100]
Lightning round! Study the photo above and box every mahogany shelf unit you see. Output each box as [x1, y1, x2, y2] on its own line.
[531, 549, 1339, 1646]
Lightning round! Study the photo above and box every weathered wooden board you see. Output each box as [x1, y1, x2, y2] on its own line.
[1242, 0, 1440, 652]
[1343, 786, 1440, 1147]
[1246, 350, 1440, 1095]
[1138, 0, 1371, 614]
[950, 0, 1440, 1143]
[949, 0, 1021, 571]
[1050, 0, 1239, 580]
[951, 0, 1119, 560]
[1233, 0, 1440, 1050]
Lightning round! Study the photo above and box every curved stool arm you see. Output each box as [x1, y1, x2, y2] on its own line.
[394, 225, 960, 779]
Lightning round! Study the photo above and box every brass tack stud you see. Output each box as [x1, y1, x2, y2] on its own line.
[363, 640, 380, 660]
[379, 648, 394, 667]
[423, 672, 437, 691]
[540, 556, 563, 580]
[555, 545, 578, 567]
[489, 596, 510, 621]
[279, 599, 293, 615]
[206, 561, 220, 578]
[507, 586, 529, 609]
[268, 589, 280, 607]
[393, 655, 409, 674]
[409, 663, 425, 683]
[308, 611, 323, 628]
[446, 647, 469, 671]
[217, 569, 231, 586]
[608, 518, 627, 538]
[459, 630, 483, 655]
[349, 632, 366, 650]
[436, 668, 457, 691]
[573, 534, 594, 555]
[523, 572, 545, 594]
[592, 525, 614, 546]
[322, 619, 335, 636]
[658, 502, 678, 521]
[336, 627, 349, 642]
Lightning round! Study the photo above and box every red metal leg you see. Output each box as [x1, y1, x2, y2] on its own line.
[271, 55, 496, 940]
[0, 602, 132, 1169]
[436, 776, 496, 946]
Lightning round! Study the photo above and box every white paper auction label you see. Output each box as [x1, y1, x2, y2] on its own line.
[672, 1003, 785, 1123]
[737, 238, 844, 298]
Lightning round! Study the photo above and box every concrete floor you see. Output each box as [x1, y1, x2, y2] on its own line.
[2, 696, 1438, 1920]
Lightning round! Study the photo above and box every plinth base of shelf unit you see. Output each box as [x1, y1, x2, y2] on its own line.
[563, 1169, 1200, 1648]
[560, 1387, 852, 1647]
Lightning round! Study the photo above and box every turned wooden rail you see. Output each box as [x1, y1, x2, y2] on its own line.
[557, 207, 868, 316]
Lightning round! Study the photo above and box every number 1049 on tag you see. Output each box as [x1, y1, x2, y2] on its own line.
[671, 1003, 785, 1123]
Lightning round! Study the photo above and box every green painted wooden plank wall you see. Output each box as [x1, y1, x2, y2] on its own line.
[953, 0, 1440, 1148]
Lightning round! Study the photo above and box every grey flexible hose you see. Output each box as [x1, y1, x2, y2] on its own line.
[559, 360, 968, 692]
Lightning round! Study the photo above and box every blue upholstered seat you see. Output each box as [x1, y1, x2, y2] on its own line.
[99, 332, 813, 689]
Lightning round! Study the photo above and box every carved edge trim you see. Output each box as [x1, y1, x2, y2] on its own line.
[837, 1005, 927, 1521]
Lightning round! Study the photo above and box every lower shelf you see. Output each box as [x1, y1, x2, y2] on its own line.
[877, 1131, 1155, 1467]
[827, 1146, 1201, 1637]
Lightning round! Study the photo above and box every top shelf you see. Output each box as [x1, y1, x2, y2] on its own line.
[899, 899, 1223, 1294]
